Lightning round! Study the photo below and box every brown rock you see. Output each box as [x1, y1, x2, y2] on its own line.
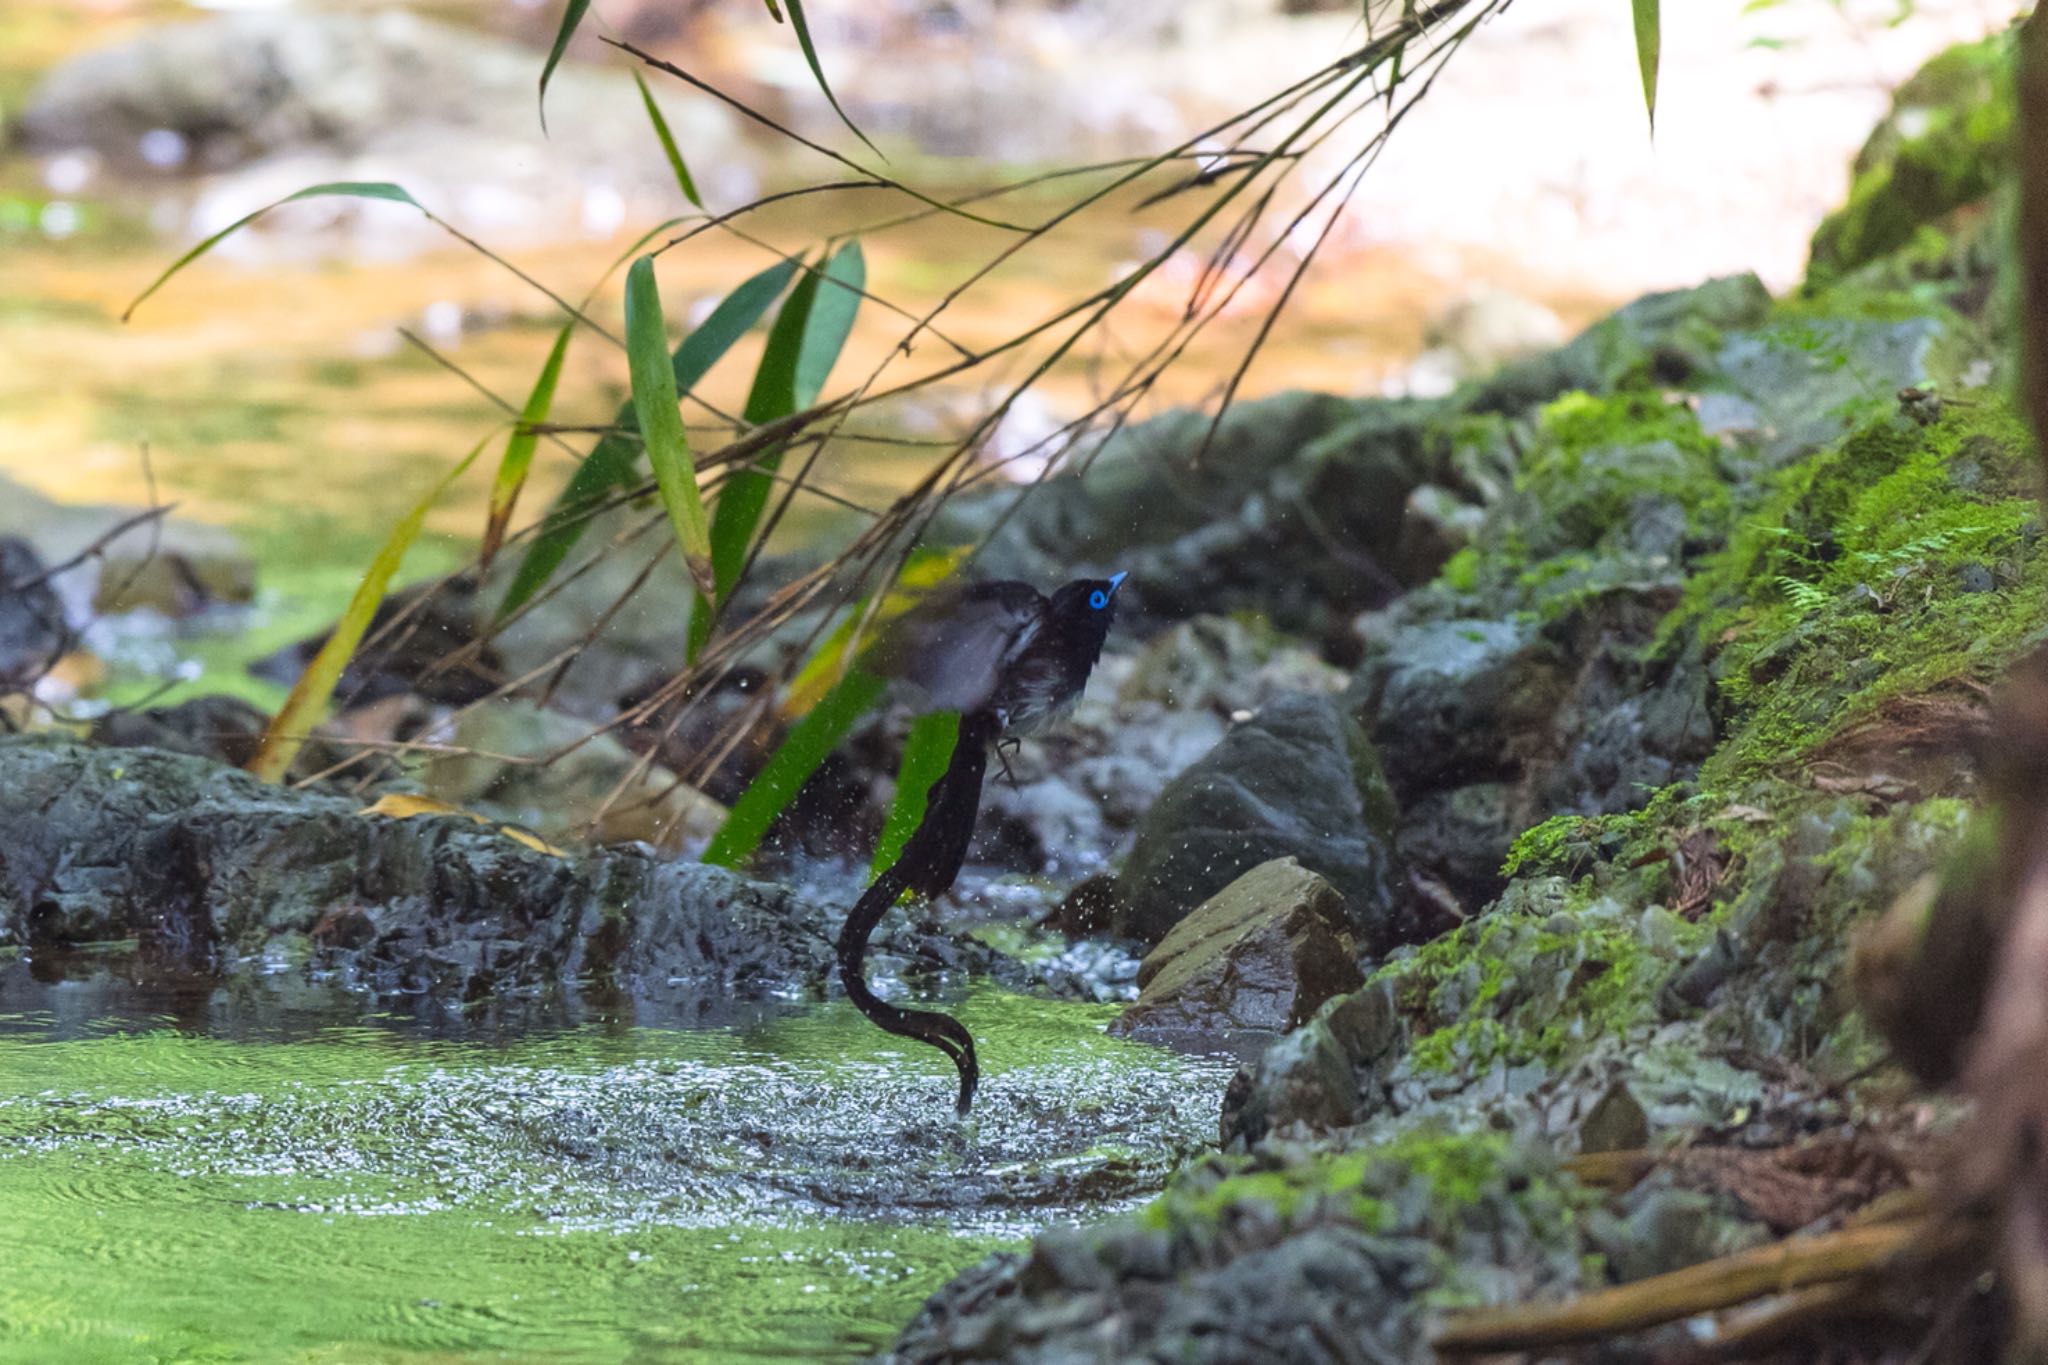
[1109, 858, 1362, 1038]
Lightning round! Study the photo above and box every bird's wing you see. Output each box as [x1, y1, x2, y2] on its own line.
[867, 580, 1046, 714]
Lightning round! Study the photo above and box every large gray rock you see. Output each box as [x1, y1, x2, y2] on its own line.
[1350, 585, 1713, 907]
[1113, 693, 1400, 951]
[925, 279, 1778, 644]
[1350, 617, 1565, 793]
[880, 1136, 1591, 1365]
[0, 735, 829, 1012]
[1465, 273, 1774, 414]
[1217, 982, 1405, 1149]
[928, 390, 1449, 636]
[1715, 316, 1943, 464]
[1110, 858, 1361, 1039]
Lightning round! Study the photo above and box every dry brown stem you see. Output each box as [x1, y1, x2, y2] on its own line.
[1432, 1214, 1986, 1356]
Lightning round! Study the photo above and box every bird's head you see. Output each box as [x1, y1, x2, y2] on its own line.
[1047, 571, 1127, 649]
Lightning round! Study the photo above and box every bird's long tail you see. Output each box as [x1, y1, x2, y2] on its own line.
[835, 712, 999, 1115]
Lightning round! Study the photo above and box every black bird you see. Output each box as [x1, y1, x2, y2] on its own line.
[876, 572, 1127, 735]
[835, 572, 1127, 1114]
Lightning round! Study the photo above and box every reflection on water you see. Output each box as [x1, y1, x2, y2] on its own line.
[0, 967, 1236, 1364]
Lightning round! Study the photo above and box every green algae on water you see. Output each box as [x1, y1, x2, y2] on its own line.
[0, 986, 1235, 1365]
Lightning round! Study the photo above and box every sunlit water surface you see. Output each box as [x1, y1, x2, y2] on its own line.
[0, 976, 1235, 1363]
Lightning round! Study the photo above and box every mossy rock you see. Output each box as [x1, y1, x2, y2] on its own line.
[1682, 399, 2041, 785]
[1808, 32, 2012, 285]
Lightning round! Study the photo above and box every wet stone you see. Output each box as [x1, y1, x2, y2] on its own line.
[1219, 983, 1406, 1148]
[0, 734, 825, 1007]
[1110, 858, 1362, 1041]
[1113, 693, 1400, 951]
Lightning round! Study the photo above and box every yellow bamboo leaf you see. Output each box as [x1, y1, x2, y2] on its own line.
[356, 793, 567, 858]
[358, 793, 472, 821]
[246, 436, 490, 784]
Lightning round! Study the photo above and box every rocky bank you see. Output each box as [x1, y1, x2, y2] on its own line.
[870, 30, 2022, 1363]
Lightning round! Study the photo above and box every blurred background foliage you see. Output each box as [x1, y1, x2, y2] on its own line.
[0, 0, 2016, 857]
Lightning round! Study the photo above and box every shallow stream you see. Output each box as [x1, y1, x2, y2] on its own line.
[0, 966, 1236, 1363]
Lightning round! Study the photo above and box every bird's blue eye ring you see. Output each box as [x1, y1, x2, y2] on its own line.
[1089, 589, 1108, 610]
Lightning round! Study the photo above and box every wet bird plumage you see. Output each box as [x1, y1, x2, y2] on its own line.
[838, 572, 1126, 1113]
[871, 572, 1125, 740]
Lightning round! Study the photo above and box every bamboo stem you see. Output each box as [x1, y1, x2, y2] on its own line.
[1433, 1216, 1982, 1355]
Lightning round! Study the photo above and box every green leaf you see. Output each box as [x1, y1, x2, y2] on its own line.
[482, 321, 574, 570]
[871, 711, 959, 875]
[625, 255, 716, 596]
[687, 240, 864, 659]
[700, 668, 887, 867]
[784, 0, 882, 159]
[671, 257, 806, 396]
[764, 0, 784, 18]
[633, 71, 703, 209]
[497, 257, 799, 617]
[124, 182, 423, 321]
[1630, 0, 1661, 134]
[793, 241, 865, 408]
[247, 433, 491, 783]
[539, 0, 593, 132]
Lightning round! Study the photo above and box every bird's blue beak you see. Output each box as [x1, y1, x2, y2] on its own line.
[1108, 571, 1128, 594]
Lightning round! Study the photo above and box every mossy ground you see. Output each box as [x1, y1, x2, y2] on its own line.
[1689, 400, 2038, 785]
[1807, 30, 2013, 285]
[1139, 1127, 1594, 1309]
[1155, 87, 2022, 1289]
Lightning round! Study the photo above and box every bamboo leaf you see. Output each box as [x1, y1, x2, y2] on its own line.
[1630, 0, 1661, 134]
[793, 240, 865, 410]
[497, 257, 799, 617]
[625, 255, 716, 596]
[871, 711, 959, 875]
[539, 0, 593, 132]
[687, 241, 864, 658]
[124, 182, 423, 321]
[481, 321, 574, 570]
[671, 257, 807, 396]
[246, 434, 490, 783]
[700, 669, 887, 868]
[784, 0, 882, 159]
[633, 71, 704, 209]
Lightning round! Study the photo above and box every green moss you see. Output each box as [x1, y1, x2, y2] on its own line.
[1141, 1149, 1389, 1233]
[1809, 32, 2012, 283]
[1538, 389, 1703, 455]
[1139, 1130, 1562, 1246]
[1500, 814, 1606, 879]
[1440, 546, 1481, 593]
[1520, 392, 1723, 543]
[1378, 1130, 1511, 1207]
[1663, 399, 2042, 785]
[1375, 879, 1713, 1079]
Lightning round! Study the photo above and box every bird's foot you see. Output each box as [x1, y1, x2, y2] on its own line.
[994, 736, 1022, 788]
